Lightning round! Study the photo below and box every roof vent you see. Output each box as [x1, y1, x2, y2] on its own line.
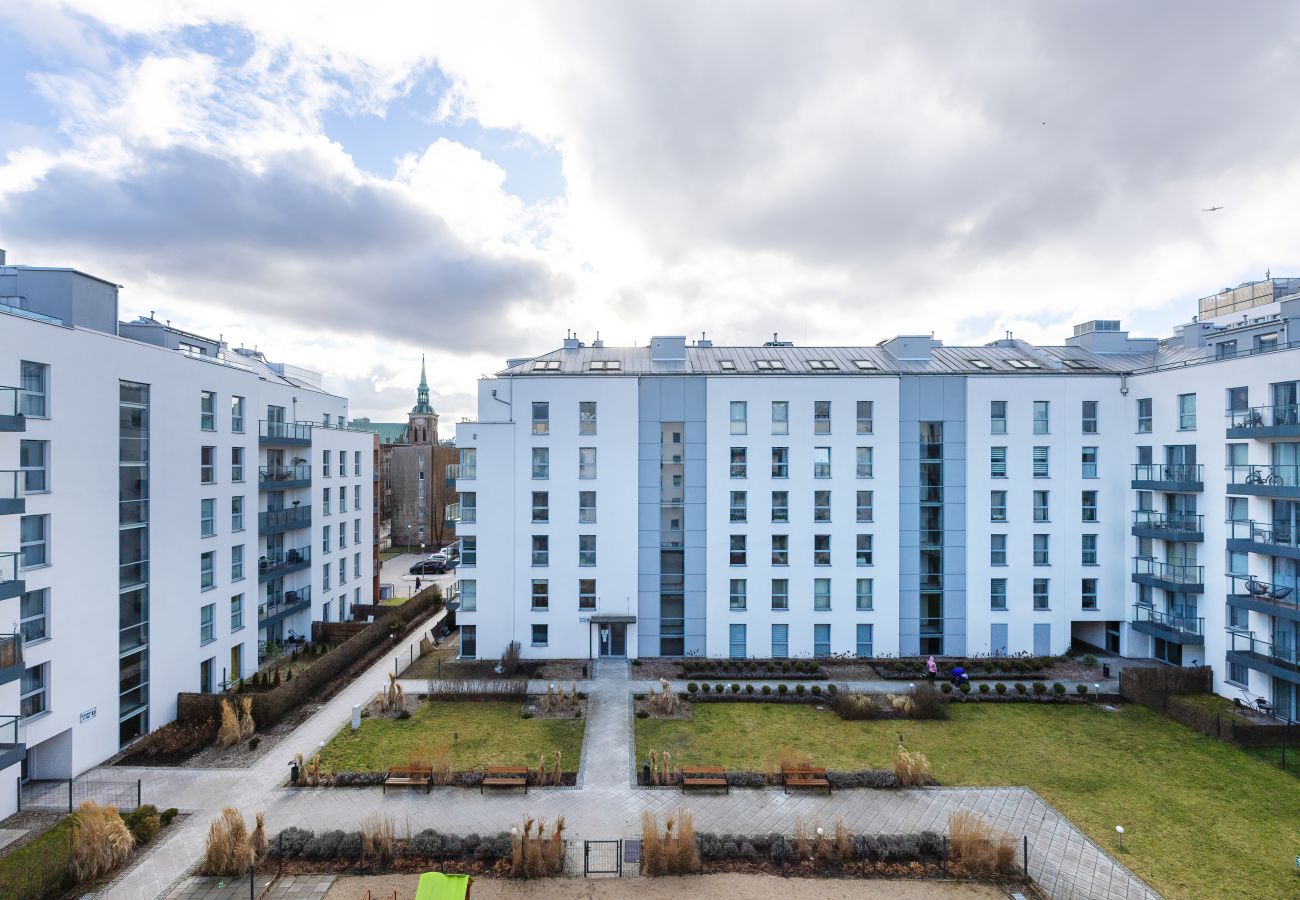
[763, 332, 795, 347]
[882, 335, 940, 361]
[562, 329, 583, 351]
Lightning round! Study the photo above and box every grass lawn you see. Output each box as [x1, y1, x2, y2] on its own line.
[319, 701, 583, 772]
[636, 702, 1300, 900]
[0, 816, 74, 900]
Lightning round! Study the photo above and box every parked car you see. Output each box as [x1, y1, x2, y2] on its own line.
[409, 556, 448, 574]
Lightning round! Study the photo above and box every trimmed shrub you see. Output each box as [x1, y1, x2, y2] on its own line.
[725, 771, 766, 788]
[795, 684, 806, 696]
[810, 684, 822, 696]
[826, 683, 838, 695]
[761, 684, 772, 695]
[714, 683, 725, 694]
[687, 682, 698, 693]
[940, 682, 953, 694]
[958, 682, 971, 694]
[730, 683, 741, 694]
[124, 805, 161, 846]
[700, 683, 711, 694]
[827, 770, 901, 789]
[1083, 654, 1098, 667]
[1053, 682, 1067, 696]
[273, 827, 313, 858]
[745, 684, 755, 695]
[1033, 682, 1047, 696]
[977, 682, 990, 695]
[1076, 683, 1089, 695]
[1014, 682, 1027, 695]
[994, 683, 1007, 695]
[777, 683, 789, 695]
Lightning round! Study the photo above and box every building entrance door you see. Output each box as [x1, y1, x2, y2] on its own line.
[599, 623, 626, 657]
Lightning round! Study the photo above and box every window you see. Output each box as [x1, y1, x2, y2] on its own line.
[322, 487, 331, 515]
[200, 550, 215, 590]
[461, 625, 477, 658]
[1081, 446, 1098, 478]
[1218, 341, 1238, 360]
[1032, 446, 1049, 478]
[990, 491, 1007, 522]
[339, 488, 346, 513]
[1137, 398, 1152, 433]
[729, 624, 746, 658]
[729, 578, 747, 610]
[1227, 658, 1249, 686]
[1081, 491, 1098, 522]
[531, 624, 548, 646]
[578, 491, 597, 524]
[855, 447, 873, 478]
[200, 603, 215, 644]
[990, 534, 1007, 566]
[588, 360, 621, 371]
[1256, 332, 1279, 352]
[460, 447, 477, 479]
[20, 588, 48, 642]
[856, 578, 873, 610]
[230, 594, 244, 631]
[813, 623, 831, 658]
[19, 440, 48, 492]
[813, 534, 831, 566]
[856, 490, 873, 522]
[230, 396, 245, 432]
[1033, 534, 1049, 566]
[990, 400, 1007, 434]
[729, 535, 747, 566]
[579, 447, 598, 481]
[813, 490, 831, 522]
[531, 580, 549, 610]
[20, 361, 48, 417]
[813, 447, 831, 478]
[856, 534, 873, 566]
[808, 359, 838, 371]
[200, 446, 216, 483]
[1081, 578, 1098, 610]
[578, 535, 596, 566]
[460, 580, 477, 611]
[1033, 490, 1050, 522]
[231, 447, 245, 482]
[730, 491, 747, 522]
[532, 447, 549, 479]
[532, 491, 549, 523]
[1033, 578, 1049, 609]
[200, 391, 216, 430]
[730, 401, 747, 434]
[771, 447, 789, 478]
[1033, 401, 1050, 434]
[532, 401, 549, 435]
[730, 447, 747, 478]
[1081, 533, 1098, 566]
[1081, 400, 1098, 434]
[232, 496, 244, 531]
[990, 446, 1007, 478]
[20, 664, 47, 718]
[855, 624, 873, 658]
[771, 579, 789, 610]
[771, 624, 789, 658]
[458, 492, 476, 524]
[814, 400, 831, 433]
[1178, 393, 1197, 430]
[322, 562, 331, 590]
[814, 577, 831, 610]
[990, 578, 1007, 610]
[354, 452, 362, 476]
[322, 449, 331, 477]
[353, 484, 361, 509]
[354, 552, 361, 579]
[578, 579, 596, 609]
[771, 534, 789, 566]
[771, 401, 789, 435]
[353, 519, 361, 544]
[1226, 496, 1248, 523]
[579, 401, 597, 434]
[771, 491, 788, 523]
[339, 452, 346, 477]
[20, 514, 48, 567]
[338, 527, 346, 550]
[200, 499, 216, 537]
[532, 536, 549, 566]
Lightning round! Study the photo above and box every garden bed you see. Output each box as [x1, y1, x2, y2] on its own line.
[678, 658, 828, 680]
[873, 656, 1062, 680]
[268, 826, 513, 874]
[635, 767, 904, 788]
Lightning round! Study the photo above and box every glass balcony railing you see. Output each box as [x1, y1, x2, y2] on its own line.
[1132, 556, 1204, 587]
[0, 386, 20, 418]
[1227, 520, 1299, 549]
[1227, 464, 1300, 488]
[1227, 630, 1299, 671]
[0, 714, 20, 749]
[0, 633, 23, 681]
[259, 464, 311, 485]
[259, 546, 311, 576]
[1131, 510, 1204, 535]
[1226, 404, 1300, 430]
[0, 552, 18, 586]
[1227, 573, 1298, 607]
[260, 585, 312, 622]
[1131, 463, 1204, 485]
[258, 505, 312, 532]
[1132, 603, 1204, 638]
[259, 420, 312, 442]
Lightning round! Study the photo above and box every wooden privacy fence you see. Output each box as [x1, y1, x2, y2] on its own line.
[1120, 665, 1293, 748]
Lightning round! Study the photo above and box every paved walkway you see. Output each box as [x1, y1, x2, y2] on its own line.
[85, 641, 1156, 900]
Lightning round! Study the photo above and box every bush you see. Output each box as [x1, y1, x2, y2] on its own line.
[810, 684, 822, 696]
[830, 688, 880, 721]
[948, 811, 1017, 876]
[1053, 682, 1067, 696]
[71, 801, 134, 882]
[715, 683, 724, 694]
[730, 683, 741, 694]
[248, 737, 261, 751]
[827, 770, 901, 789]
[826, 683, 838, 695]
[745, 684, 755, 695]
[124, 805, 161, 846]
[908, 681, 950, 720]
[894, 744, 931, 787]
[778, 683, 789, 695]
[761, 684, 772, 695]
[1076, 683, 1089, 695]
[397, 709, 412, 720]
[632, 659, 642, 666]
[636, 710, 650, 719]
[273, 827, 313, 858]
[726, 771, 767, 788]
[940, 682, 953, 694]
[958, 682, 971, 695]
[977, 682, 990, 695]
[795, 684, 806, 696]
[1033, 682, 1047, 696]
[700, 683, 710, 694]
[304, 829, 345, 859]
[687, 682, 698, 693]
[994, 683, 1007, 695]
[1014, 682, 1027, 695]
[1083, 653, 1098, 667]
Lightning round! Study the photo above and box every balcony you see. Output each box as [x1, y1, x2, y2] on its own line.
[260, 585, 312, 626]
[0, 552, 22, 601]
[259, 419, 312, 445]
[1226, 574, 1300, 622]
[0, 471, 23, 516]
[1226, 630, 1300, 685]
[259, 464, 311, 490]
[1226, 520, 1300, 561]
[1131, 510, 1203, 542]
[1226, 404, 1300, 439]
[0, 634, 23, 686]
[445, 463, 461, 487]
[1131, 556, 1204, 593]
[1226, 464, 1300, 499]
[1131, 463, 1203, 492]
[258, 505, 312, 535]
[258, 546, 311, 582]
[0, 715, 24, 771]
[1131, 604, 1204, 644]
[0, 386, 24, 432]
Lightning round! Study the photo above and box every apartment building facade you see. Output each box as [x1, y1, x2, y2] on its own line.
[0, 251, 375, 816]
[452, 279, 1300, 722]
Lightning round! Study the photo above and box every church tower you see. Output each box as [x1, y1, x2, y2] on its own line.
[406, 355, 438, 444]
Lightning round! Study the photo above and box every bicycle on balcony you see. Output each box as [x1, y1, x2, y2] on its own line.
[1244, 467, 1284, 486]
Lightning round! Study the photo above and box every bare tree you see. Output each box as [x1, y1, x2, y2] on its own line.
[427, 442, 460, 549]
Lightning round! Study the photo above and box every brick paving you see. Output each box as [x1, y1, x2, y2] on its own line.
[87, 631, 1158, 900]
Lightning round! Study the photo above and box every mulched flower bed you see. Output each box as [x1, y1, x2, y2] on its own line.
[268, 828, 512, 873]
[679, 659, 828, 680]
[633, 694, 694, 720]
[298, 769, 578, 788]
[636, 769, 910, 789]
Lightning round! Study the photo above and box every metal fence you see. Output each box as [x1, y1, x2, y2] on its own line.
[20, 778, 142, 812]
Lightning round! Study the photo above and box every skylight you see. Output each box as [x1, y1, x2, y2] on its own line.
[808, 359, 839, 370]
[589, 360, 622, 371]
[1061, 358, 1098, 370]
[719, 360, 736, 371]
[852, 359, 878, 371]
[967, 358, 993, 370]
[754, 359, 787, 371]
[1006, 358, 1041, 369]
[533, 360, 561, 371]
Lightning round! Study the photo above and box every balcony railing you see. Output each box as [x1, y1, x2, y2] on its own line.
[1227, 464, 1300, 490]
[1227, 520, 1299, 550]
[259, 420, 312, 443]
[259, 464, 311, 487]
[1132, 604, 1205, 640]
[258, 505, 312, 533]
[260, 586, 312, 623]
[1227, 573, 1298, 611]
[0, 633, 23, 685]
[1131, 463, 1203, 490]
[0, 714, 23, 769]
[1226, 404, 1300, 437]
[1131, 509, 1204, 538]
[1226, 630, 1299, 674]
[0, 386, 23, 430]
[258, 546, 311, 580]
[1131, 556, 1204, 589]
[0, 470, 22, 516]
[0, 552, 20, 600]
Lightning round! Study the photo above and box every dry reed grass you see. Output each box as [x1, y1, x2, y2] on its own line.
[70, 801, 133, 881]
[948, 810, 1018, 876]
[361, 813, 396, 861]
[238, 697, 256, 740]
[894, 743, 931, 787]
[217, 699, 242, 748]
[640, 809, 700, 875]
[509, 816, 567, 877]
[199, 807, 255, 875]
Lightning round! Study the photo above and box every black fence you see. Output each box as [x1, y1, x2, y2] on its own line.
[584, 839, 623, 876]
[20, 778, 141, 812]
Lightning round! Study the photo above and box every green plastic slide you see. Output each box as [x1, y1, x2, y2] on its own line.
[415, 872, 473, 900]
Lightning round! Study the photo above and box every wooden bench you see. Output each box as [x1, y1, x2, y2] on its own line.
[681, 765, 729, 793]
[781, 765, 831, 794]
[383, 766, 433, 794]
[481, 765, 529, 794]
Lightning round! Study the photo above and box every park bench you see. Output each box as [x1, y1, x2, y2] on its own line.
[781, 765, 831, 794]
[681, 765, 729, 793]
[383, 765, 433, 794]
[480, 765, 529, 794]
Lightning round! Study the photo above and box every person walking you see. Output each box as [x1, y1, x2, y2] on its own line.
[926, 655, 938, 681]
[415, 576, 422, 592]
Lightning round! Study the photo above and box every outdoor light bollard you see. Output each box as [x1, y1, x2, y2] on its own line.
[352, 703, 362, 731]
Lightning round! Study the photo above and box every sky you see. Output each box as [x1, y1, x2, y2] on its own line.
[2, 2, 1299, 424]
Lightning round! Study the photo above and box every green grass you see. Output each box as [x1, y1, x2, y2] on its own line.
[319, 701, 584, 772]
[636, 702, 1300, 900]
[0, 816, 74, 900]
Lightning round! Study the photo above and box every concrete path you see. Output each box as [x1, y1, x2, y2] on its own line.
[85, 638, 1156, 900]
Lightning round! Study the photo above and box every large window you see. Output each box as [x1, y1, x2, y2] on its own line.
[730, 447, 747, 478]
[1033, 578, 1050, 610]
[1081, 578, 1098, 610]
[1033, 400, 1050, 434]
[730, 491, 747, 522]
[578, 535, 596, 566]
[579, 401, 597, 435]
[813, 577, 831, 610]
[1137, 398, 1152, 433]
[1032, 446, 1049, 477]
[322, 449, 332, 477]
[771, 624, 788, 658]
[990, 446, 1007, 478]
[20, 663, 47, 718]
[231, 447, 244, 482]
[20, 440, 48, 492]
[460, 580, 477, 611]
[856, 578, 873, 610]
[855, 447, 873, 478]
[990, 578, 1007, 610]
[231, 396, 245, 432]
[813, 534, 831, 566]
[1032, 534, 1050, 566]
[200, 550, 215, 590]
[856, 534, 873, 566]
[1081, 491, 1098, 522]
[856, 401, 874, 434]
[200, 498, 216, 537]
[20, 514, 48, 567]
[230, 594, 244, 631]
[532, 491, 549, 523]
[990, 491, 1007, 522]
[532, 401, 549, 435]
[729, 624, 746, 658]
[1033, 490, 1050, 522]
[855, 624, 873, 658]
[990, 400, 1007, 434]
[856, 490, 873, 522]
[1178, 393, 1197, 430]
[1081, 446, 1098, 478]
[579, 448, 597, 479]
[990, 534, 1006, 566]
[200, 603, 215, 644]
[771, 579, 789, 610]
[531, 579, 549, 610]
[729, 535, 746, 566]
[813, 623, 831, 657]
[770, 534, 789, 566]
[579, 491, 596, 523]
[814, 400, 831, 434]
[1081, 534, 1098, 565]
[729, 578, 747, 610]
[578, 579, 596, 610]
[20, 361, 48, 417]
[200, 391, 216, 430]
[461, 625, 477, 659]
[771, 401, 789, 435]
[231, 545, 244, 580]
[200, 446, 216, 484]
[813, 490, 831, 522]
[1081, 400, 1098, 434]
[20, 588, 48, 642]
[771, 447, 789, 478]
[813, 447, 831, 478]
[460, 447, 477, 479]
[531, 535, 549, 566]
[730, 401, 747, 434]
[771, 490, 788, 522]
[531, 447, 549, 479]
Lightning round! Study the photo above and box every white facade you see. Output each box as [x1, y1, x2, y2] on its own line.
[0, 255, 374, 816]
[455, 284, 1300, 723]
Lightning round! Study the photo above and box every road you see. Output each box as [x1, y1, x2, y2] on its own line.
[378, 551, 457, 601]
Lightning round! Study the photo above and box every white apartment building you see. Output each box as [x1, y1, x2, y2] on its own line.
[453, 279, 1300, 721]
[0, 250, 375, 817]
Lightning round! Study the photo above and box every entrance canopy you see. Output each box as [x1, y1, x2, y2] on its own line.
[589, 614, 636, 624]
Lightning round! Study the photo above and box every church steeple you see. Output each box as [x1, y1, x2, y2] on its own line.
[410, 354, 434, 415]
